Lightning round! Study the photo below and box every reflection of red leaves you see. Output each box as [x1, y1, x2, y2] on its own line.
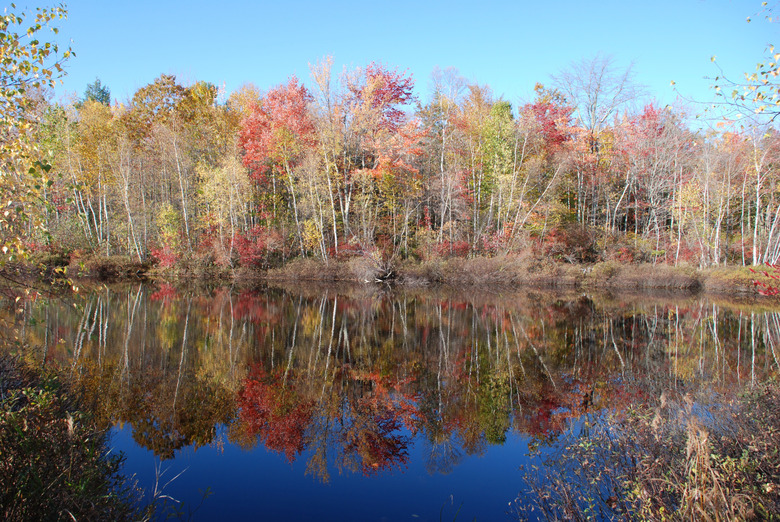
[350, 370, 419, 432]
[517, 389, 582, 440]
[150, 283, 178, 303]
[346, 401, 410, 476]
[342, 369, 417, 475]
[232, 292, 279, 325]
[237, 365, 313, 462]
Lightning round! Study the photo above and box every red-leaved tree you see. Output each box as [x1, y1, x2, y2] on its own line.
[239, 77, 316, 255]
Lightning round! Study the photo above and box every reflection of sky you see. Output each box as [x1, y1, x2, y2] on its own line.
[112, 424, 533, 521]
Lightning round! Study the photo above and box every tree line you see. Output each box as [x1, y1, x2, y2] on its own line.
[3, 5, 779, 269]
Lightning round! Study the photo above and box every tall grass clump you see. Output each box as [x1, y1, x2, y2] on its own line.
[515, 385, 780, 520]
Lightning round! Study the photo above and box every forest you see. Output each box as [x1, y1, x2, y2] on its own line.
[3, 6, 780, 276]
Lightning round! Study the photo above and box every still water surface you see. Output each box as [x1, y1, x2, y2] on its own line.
[11, 283, 780, 520]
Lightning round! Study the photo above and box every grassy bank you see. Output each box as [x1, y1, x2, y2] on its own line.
[261, 257, 767, 297]
[6, 251, 772, 298]
[0, 355, 140, 521]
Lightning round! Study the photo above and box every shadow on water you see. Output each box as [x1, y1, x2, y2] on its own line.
[3, 282, 779, 520]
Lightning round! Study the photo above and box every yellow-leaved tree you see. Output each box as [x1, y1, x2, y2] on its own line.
[1, 3, 72, 265]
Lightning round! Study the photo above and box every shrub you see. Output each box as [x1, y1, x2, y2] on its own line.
[514, 385, 780, 520]
[543, 225, 601, 263]
[0, 356, 138, 521]
[434, 240, 470, 259]
[76, 255, 148, 280]
[590, 260, 621, 281]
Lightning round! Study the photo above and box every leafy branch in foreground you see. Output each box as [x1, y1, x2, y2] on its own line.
[1, 3, 73, 264]
[709, 2, 780, 123]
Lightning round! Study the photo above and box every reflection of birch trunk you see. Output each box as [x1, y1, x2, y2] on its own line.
[710, 304, 720, 372]
[437, 303, 446, 422]
[519, 323, 556, 389]
[608, 318, 625, 372]
[72, 300, 92, 371]
[674, 306, 680, 386]
[283, 297, 302, 387]
[228, 293, 236, 378]
[765, 312, 780, 372]
[321, 295, 338, 401]
[173, 299, 191, 413]
[122, 285, 143, 383]
[509, 314, 527, 378]
[97, 295, 105, 368]
[102, 288, 110, 364]
[737, 311, 743, 385]
[87, 300, 99, 348]
[751, 312, 756, 387]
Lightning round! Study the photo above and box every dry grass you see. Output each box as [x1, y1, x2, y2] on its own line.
[46, 250, 776, 298]
[265, 257, 367, 282]
[585, 263, 702, 291]
[703, 266, 764, 297]
[515, 384, 780, 521]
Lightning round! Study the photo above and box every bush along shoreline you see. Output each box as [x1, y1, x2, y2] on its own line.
[0, 355, 140, 521]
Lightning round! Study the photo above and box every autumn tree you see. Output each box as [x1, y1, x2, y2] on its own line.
[417, 67, 468, 249]
[553, 55, 645, 230]
[240, 77, 316, 256]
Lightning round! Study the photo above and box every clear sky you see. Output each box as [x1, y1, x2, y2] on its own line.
[37, 0, 778, 113]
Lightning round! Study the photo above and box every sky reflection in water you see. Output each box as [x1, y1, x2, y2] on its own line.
[12, 283, 780, 520]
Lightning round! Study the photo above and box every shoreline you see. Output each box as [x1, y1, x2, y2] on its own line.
[2, 254, 772, 299]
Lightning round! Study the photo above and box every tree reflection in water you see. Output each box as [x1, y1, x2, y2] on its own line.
[5, 283, 779, 485]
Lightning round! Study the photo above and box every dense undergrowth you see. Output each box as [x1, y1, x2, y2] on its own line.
[0, 355, 140, 521]
[515, 383, 780, 520]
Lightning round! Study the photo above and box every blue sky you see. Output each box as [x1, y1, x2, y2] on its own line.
[42, 0, 777, 113]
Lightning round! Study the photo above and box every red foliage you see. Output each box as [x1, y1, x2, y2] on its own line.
[524, 99, 573, 152]
[327, 240, 363, 260]
[350, 62, 415, 132]
[233, 229, 267, 267]
[435, 240, 470, 258]
[543, 225, 599, 263]
[231, 226, 282, 267]
[149, 244, 179, 268]
[239, 76, 316, 181]
[613, 246, 635, 263]
[750, 263, 780, 296]
[237, 364, 314, 462]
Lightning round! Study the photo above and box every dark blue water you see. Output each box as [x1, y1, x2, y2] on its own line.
[13, 284, 779, 520]
[114, 424, 532, 521]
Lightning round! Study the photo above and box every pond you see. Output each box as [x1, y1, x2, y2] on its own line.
[7, 282, 780, 520]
